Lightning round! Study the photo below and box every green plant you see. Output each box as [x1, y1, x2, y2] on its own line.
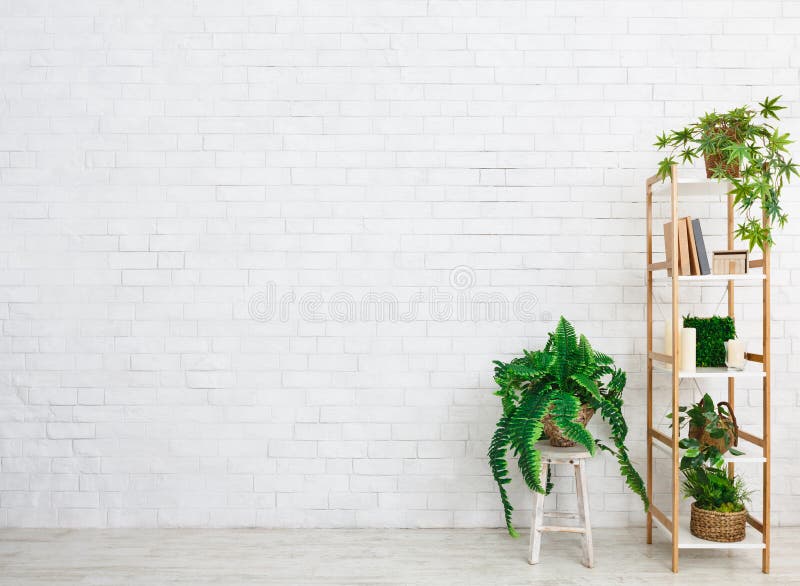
[669, 393, 743, 470]
[488, 316, 648, 537]
[654, 96, 798, 250]
[682, 466, 752, 513]
[683, 315, 736, 368]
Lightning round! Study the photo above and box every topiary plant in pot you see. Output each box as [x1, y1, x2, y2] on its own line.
[654, 96, 798, 250]
[488, 316, 648, 537]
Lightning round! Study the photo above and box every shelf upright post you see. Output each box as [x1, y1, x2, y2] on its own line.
[645, 176, 654, 546]
[669, 164, 680, 573]
[762, 208, 771, 573]
[727, 187, 736, 482]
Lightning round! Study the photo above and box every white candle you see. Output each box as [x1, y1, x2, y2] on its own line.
[680, 327, 696, 372]
[726, 339, 746, 370]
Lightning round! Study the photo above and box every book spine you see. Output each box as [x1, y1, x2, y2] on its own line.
[677, 218, 691, 276]
[692, 219, 711, 275]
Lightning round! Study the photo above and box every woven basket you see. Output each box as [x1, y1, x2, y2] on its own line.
[690, 502, 747, 542]
[703, 125, 742, 179]
[542, 404, 594, 448]
[688, 401, 738, 454]
[704, 151, 740, 179]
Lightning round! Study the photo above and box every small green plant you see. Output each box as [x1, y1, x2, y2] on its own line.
[682, 466, 752, 513]
[654, 96, 798, 251]
[488, 316, 648, 537]
[683, 315, 736, 368]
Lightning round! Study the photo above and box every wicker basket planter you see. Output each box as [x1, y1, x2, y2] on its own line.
[704, 151, 740, 179]
[542, 404, 594, 448]
[703, 125, 742, 179]
[690, 502, 747, 542]
[687, 400, 738, 454]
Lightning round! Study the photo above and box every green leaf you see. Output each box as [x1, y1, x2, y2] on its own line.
[654, 132, 670, 149]
[656, 157, 676, 182]
[759, 95, 785, 120]
[569, 371, 601, 402]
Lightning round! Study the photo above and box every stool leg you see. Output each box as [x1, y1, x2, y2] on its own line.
[528, 462, 548, 565]
[575, 459, 593, 568]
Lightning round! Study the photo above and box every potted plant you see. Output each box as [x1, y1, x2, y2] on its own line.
[669, 393, 743, 470]
[488, 316, 648, 537]
[682, 465, 752, 543]
[654, 96, 798, 250]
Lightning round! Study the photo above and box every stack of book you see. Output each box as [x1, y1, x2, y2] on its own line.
[663, 217, 710, 276]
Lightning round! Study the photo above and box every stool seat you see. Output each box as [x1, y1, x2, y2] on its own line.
[528, 440, 594, 568]
[533, 440, 593, 461]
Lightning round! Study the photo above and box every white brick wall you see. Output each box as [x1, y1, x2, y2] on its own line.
[1, 0, 800, 529]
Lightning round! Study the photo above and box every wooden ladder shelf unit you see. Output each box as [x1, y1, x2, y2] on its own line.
[645, 165, 771, 573]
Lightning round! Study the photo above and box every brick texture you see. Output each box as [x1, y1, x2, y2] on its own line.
[1, 0, 799, 528]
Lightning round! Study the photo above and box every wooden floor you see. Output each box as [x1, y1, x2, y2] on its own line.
[0, 527, 797, 585]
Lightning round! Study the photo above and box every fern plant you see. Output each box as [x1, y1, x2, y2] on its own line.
[489, 316, 649, 537]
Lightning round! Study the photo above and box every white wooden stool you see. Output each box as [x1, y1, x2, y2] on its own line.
[528, 440, 593, 568]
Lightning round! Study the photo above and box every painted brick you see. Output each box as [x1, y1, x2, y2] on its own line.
[0, 0, 799, 531]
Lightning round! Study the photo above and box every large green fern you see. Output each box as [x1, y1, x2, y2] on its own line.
[489, 316, 649, 536]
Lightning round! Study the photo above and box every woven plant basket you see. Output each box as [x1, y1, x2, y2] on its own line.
[542, 404, 594, 448]
[690, 502, 747, 542]
[703, 125, 742, 179]
[704, 151, 740, 179]
[688, 401, 738, 454]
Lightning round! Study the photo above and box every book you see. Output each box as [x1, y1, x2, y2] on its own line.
[677, 217, 691, 275]
[664, 217, 695, 276]
[684, 216, 700, 275]
[691, 219, 711, 275]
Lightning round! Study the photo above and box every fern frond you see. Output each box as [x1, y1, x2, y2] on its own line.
[509, 388, 554, 493]
[551, 316, 578, 387]
[598, 396, 649, 510]
[593, 351, 614, 366]
[569, 371, 601, 403]
[549, 392, 595, 455]
[488, 414, 517, 536]
[577, 334, 594, 368]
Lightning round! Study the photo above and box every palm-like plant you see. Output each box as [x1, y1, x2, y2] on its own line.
[489, 317, 648, 537]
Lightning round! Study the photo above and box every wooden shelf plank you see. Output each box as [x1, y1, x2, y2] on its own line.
[651, 177, 731, 198]
[651, 434, 766, 463]
[652, 365, 766, 379]
[652, 515, 765, 550]
[653, 272, 765, 283]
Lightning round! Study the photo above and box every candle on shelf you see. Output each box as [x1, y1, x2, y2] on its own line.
[726, 339, 746, 370]
[664, 319, 673, 356]
[680, 327, 696, 372]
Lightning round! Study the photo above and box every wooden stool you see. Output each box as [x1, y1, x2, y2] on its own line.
[528, 440, 593, 568]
